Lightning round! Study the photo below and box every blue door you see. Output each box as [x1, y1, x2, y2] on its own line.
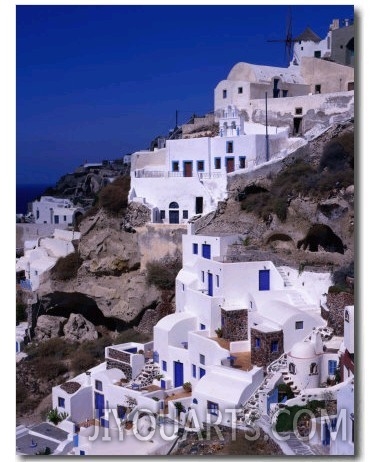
[174, 361, 184, 387]
[202, 244, 211, 259]
[169, 211, 179, 224]
[94, 392, 104, 421]
[323, 423, 330, 446]
[259, 270, 270, 291]
[208, 272, 213, 296]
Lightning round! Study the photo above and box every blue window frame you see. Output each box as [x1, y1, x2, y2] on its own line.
[95, 380, 103, 391]
[259, 269, 270, 291]
[271, 340, 279, 353]
[153, 351, 159, 363]
[58, 397, 65, 408]
[202, 244, 211, 259]
[193, 243, 198, 255]
[162, 360, 167, 372]
[192, 364, 196, 378]
[199, 368, 206, 378]
[207, 401, 219, 416]
[328, 360, 337, 375]
[255, 337, 261, 348]
[197, 161, 205, 172]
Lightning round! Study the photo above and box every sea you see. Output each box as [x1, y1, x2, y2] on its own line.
[16, 184, 52, 215]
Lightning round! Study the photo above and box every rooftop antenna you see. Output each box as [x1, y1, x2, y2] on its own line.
[267, 7, 296, 66]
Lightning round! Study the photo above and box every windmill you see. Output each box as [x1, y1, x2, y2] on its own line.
[267, 8, 298, 67]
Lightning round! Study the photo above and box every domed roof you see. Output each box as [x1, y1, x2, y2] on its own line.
[290, 341, 317, 359]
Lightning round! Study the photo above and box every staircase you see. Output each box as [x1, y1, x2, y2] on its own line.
[127, 362, 161, 390]
[277, 267, 293, 287]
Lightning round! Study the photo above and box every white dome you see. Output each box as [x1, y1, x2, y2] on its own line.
[290, 341, 317, 359]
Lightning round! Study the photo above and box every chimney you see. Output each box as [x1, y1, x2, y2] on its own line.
[85, 371, 91, 386]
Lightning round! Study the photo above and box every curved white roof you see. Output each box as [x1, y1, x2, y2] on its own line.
[258, 300, 302, 326]
[226, 62, 304, 84]
[289, 341, 317, 359]
[155, 311, 196, 331]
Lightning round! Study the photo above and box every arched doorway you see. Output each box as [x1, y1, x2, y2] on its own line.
[169, 202, 179, 224]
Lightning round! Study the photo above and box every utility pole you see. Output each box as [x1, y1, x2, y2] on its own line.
[265, 92, 269, 162]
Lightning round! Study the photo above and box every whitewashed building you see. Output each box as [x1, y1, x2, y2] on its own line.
[31, 196, 84, 226]
[16, 229, 81, 291]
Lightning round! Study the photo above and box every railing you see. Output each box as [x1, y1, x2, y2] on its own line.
[134, 169, 225, 179]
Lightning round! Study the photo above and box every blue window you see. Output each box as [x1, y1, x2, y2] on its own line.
[117, 405, 126, 419]
[54, 215, 59, 224]
[214, 157, 221, 169]
[216, 275, 220, 287]
[183, 210, 188, 219]
[207, 401, 219, 416]
[255, 338, 261, 348]
[192, 364, 196, 378]
[153, 351, 159, 363]
[160, 210, 165, 220]
[197, 161, 205, 171]
[193, 243, 198, 255]
[328, 360, 337, 375]
[95, 380, 103, 391]
[199, 368, 206, 378]
[201, 271, 205, 282]
[295, 321, 304, 330]
[239, 156, 246, 168]
[271, 341, 279, 353]
[226, 141, 234, 153]
[200, 354, 205, 365]
[223, 89, 227, 98]
[259, 269, 270, 291]
[202, 244, 211, 259]
[172, 161, 179, 172]
[162, 360, 167, 372]
[200, 324, 206, 330]
[58, 397, 65, 408]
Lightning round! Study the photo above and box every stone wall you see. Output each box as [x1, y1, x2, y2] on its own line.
[326, 292, 354, 336]
[250, 328, 284, 368]
[106, 359, 132, 379]
[107, 347, 131, 364]
[221, 309, 248, 341]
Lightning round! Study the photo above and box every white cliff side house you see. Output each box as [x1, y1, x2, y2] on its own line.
[129, 20, 354, 224]
[51, 226, 353, 455]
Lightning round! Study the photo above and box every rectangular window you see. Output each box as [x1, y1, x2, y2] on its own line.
[182, 284, 185, 291]
[207, 401, 219, 416]
[197, 161, 204, 171]
[58, 397, 65, 408]
[226, 141, 234, 153]
[282, 90, 288, 97]
[239, 156, 246, 169]
[199, 367, 206, 378]
[201, 271, 205, 282]
[160, 210, 165, 220]
[200, 324, 206, 330]
[315, 84, 321, 94]
[95, 380, 103, 391]
[54, 216, 59, 224]
[314, 50, 321, 58]
[193, 243, 198, 255]
[64, 215, 67, 221]
[195, 197, 203, 214]
[259, 269, 270, 291]
[172, 161, 179, 172]
[328, 360, 337, 375]
[192, 364, 196, 378]
[222, 89, 227, 99]
[238, 87, 243, 94]
[295, 321, 304, 330]
[214, 157, 221, 169]
[255, 338, 261, 349]
[271, 341, 279, 353]
[200, 354, 205, 365]
[162, 360, 167, 372]
[202, 244, 211, 259]
[183, 210, 188, 219]
[216, 275, 220, 287]
[295, 107, 303, 115]
[117, 405, 126, 419]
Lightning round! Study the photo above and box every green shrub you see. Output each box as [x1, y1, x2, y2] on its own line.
[146, 255, 182, 290]
[98, 176, 131, 215]
[50, 252, 82, 281]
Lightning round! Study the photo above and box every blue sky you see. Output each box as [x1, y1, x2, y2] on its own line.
[15, 3, 355, 185]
